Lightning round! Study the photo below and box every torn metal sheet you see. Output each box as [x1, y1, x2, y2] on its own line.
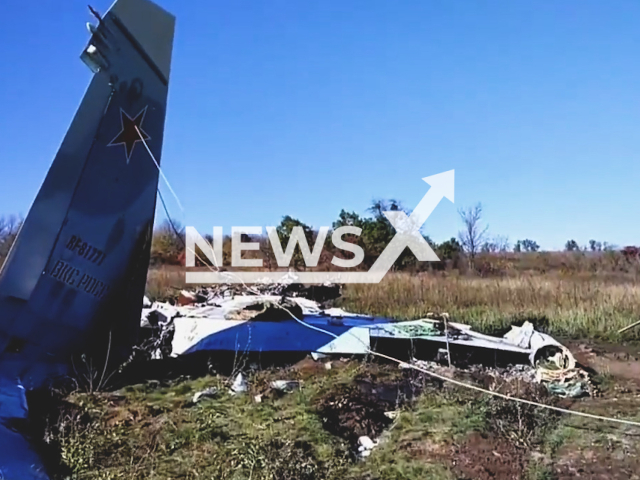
[141, 295, 576, 371]
[369, 319, 576, 368]
[505, 322, 576, 369]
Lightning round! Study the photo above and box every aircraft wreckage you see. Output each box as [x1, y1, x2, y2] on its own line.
[141, 286, 577, 372]
[0, 0, 586, 477]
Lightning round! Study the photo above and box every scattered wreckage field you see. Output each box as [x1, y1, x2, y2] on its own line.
[147, 268, 640, 342]
[45, 344, 640, 480]
[42, 277, 640, 480]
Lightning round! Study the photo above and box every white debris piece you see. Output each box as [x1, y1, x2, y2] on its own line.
[192, 387, 219, 403]
[230, 373, 247, 394]
[357, 436, 377, 459]
[504, 321, 576, 368]
[358, 436, 375, 449]
[315, 327, 370, 355]
[323, 307, 372, 318]
[270, 380, 301, 393]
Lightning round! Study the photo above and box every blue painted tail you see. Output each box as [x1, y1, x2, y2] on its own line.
[0, 0, 175, 477]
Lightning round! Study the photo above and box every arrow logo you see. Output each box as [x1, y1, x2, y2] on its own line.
[366, 170, 454, 282]
[186, 169, 455, 285]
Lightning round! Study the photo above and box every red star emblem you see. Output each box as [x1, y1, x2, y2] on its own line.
[108, 107, 150, 162]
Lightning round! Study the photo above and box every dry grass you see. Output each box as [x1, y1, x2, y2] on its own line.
[146, 267, 640, 340]
[341, 273, 640, 340]
[145, 266, 186, 301]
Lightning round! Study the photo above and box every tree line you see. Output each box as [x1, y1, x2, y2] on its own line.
[0, 204, 627, 274]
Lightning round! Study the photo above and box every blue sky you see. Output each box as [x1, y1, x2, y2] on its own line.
[1, 0, 639, 250]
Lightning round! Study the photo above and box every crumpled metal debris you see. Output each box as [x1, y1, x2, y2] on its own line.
[411, 353, 593, 399]
[139, 289, 580, 373]
[139, 293, 375, 358]
[372, 319, 578, 369]
[536, 364, 595, 398]
[505, 322, 576, 369]
[224, 297, 303, 322]
[192, 387, 219, 403]
[176, 278, 341, 307]
[138, 284, 589, 400]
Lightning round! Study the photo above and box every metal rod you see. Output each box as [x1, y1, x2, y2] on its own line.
[443, 314, 452, 368]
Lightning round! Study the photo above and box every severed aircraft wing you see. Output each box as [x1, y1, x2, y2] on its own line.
[0, 0, 175, 477]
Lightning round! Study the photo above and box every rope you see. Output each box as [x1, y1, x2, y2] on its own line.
[157, 189, 186, 247]
[139, 129, 230, 276]
[135, 125, 184, 212]
[618, 319, 640, 334]
[275, 303, 640, 429]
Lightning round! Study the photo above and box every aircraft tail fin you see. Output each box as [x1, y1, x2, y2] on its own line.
[0, 0, 175, 387]
[0, 1, 175, 478]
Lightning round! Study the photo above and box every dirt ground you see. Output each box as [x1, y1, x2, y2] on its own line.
[447, 340, 640, 480]
[448, 432, 529, 480]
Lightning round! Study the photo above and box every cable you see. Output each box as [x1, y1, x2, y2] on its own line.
[137, 126, 322, 296]
[157, 189, 186, 248]
[143, 134, 228, 275]
[136, 125, 184, 212]
[275, 303, 640, 429]
[160, 191, 262, 292]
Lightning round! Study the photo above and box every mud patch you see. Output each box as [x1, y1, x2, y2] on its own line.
[317, 383, 395, 444]
[555, 446, 640, 479]
[316, 370, 434, 445]
[566, 341, 640, 392]
[446, 432, 528, 480]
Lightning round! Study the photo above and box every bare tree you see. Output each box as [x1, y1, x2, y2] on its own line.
[458, 203, 488, 270]
[0, 215, 22, 265]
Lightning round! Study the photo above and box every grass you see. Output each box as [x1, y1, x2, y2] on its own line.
[50, 362, 489, 480]
[145, 266, 186, 301]
[46, 348, 640, 480]
[52, 358, 605, 480]
[54, 362, 610, 480]
[340, 272, 640, 341]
